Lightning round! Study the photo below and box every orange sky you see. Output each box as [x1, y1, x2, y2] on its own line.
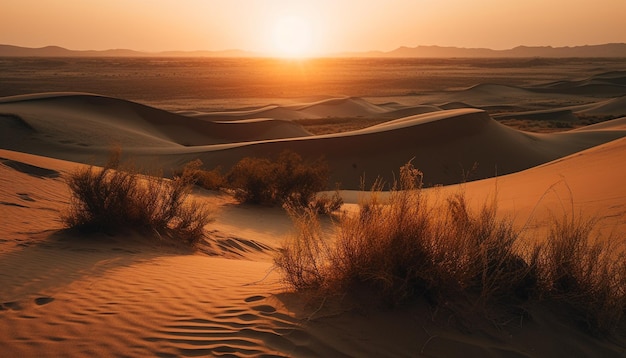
[2, 0, 625, 56]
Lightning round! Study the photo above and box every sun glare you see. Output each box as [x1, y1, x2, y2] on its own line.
[272, 16, 313, 58]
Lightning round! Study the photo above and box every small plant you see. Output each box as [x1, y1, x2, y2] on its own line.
[538, 212, 626, 334]
[226, 150, 330, 207]
[307, 190, 344, 216]
[63, 150, 212, 246]
[178, 159, 225, 191]
[275, 204, 332, 291]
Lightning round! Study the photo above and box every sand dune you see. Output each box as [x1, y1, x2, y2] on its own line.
[185, 96, 439, 121]
[187, 105, 321, 121]
[494, 108, 579, 122]
[2, 135, 626, 356]
[448, 84, 543, 105]
[293, 96, 388, 117]
[0, 93, 313, 148]
[438, 101, 476, 110]
[402, 71, 626, 110]
[576, 95, 626, 117]
[3, 71, 626, 356]
[2, 93, 626, 189]
[534, 71, 626, 96]
[492, 95, 626, 122]
[454, 134, 626, 225]
[573, 116, 626, 131]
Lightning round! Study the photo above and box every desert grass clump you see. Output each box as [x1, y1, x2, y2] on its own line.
[537, 212, 626, 334]
[327, 164, 436, 305]
[328, 163, 530, 307]
[275, 204, 333, 291]
[63, 151, 212, 246]
[227, 150, 330, 207]
[307, 190, 344, 216]
[434, 193, 537, 306]
[275, 161, 626, 334]
[178, 159, 225, 191]
[277, 162, 530, 307]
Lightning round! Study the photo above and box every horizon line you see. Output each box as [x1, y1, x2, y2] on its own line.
[2, 42, 626, 58]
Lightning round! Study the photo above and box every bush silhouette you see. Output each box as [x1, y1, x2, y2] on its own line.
[178, 159, 225, 191]
[227, 150, 330, 207]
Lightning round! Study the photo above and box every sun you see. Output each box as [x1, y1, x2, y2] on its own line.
[272, 16, 313, 58]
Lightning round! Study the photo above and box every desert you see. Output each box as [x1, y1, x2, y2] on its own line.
[1, 54, 626, 357]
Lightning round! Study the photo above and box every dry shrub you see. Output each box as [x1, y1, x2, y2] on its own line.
[275, 161, 625, 335]
[328, 163, 529, 306]
[63, 151, 212, 246]
[227, 150, 330, 207]
[538, 212, 626, 334]
[307, 190, 344, 216]
[436, 193, 536, 306]
[275, 204, 333, 291]
[329, 164, 435, 305]
[178, 159, 225, 191]
[177, 152, 338, 214]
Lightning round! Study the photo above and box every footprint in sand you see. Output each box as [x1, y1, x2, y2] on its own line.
[1, 301, 23, 310]
[1, 159, 60, 178]
[17, 193, 35, 202]
[251, 305, 277, 314]
[245, 296, 278, 314]
[35, 297, 54, 306]
[244, 295, 266, 303]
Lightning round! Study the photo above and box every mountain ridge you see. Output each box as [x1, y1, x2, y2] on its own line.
[2, 43, 626, 58]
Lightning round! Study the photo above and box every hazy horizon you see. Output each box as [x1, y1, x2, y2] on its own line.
[3, 1, 626, 57]
[3, 42, 626, 56]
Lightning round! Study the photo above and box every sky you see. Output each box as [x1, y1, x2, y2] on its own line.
[2, 0, 626, 56]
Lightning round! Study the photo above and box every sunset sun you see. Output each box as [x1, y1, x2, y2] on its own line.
[271, 15, 313, 58]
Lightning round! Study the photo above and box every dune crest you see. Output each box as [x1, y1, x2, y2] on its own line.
[2, 93, 626, 188]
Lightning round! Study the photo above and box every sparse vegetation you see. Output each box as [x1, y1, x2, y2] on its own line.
[63, 150, 212, 246]
[179, 159, 225, 191]
[226, 150, 331, 208]
[307, 190, 344, 216]
[537, 212, 626, 334]
[498, 114, 621, 133]
[275, 161, 626, 335]
[177, 151, 342, 214]
[297, 117, 392, 135]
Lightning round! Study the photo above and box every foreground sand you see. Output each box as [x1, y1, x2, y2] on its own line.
[2, 146, 625, 357]
[3, 143, 626, 355]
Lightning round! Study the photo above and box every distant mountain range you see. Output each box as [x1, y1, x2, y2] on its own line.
[0, 45, 254, 58]
[341, 43, 626, 58]
[2, 43, 626, 58]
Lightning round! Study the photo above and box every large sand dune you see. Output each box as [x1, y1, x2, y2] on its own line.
[2, 93, 625, 188]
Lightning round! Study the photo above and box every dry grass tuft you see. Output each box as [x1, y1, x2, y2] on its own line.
[307, 190, 344, 216]
[275, 204, 333, 291]
[275, 161, 626, 335]
[538, 212, 626, 334]
[63, 150, 212, 246]
[179, 159, 225, 191]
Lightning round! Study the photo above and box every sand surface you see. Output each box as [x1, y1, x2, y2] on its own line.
[2, 147, 625, 357]
[2, 62, 626, 356]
